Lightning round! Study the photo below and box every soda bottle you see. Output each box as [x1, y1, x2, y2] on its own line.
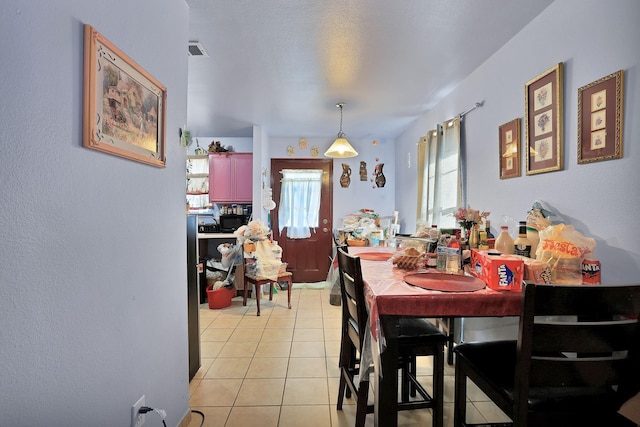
[445, 235, 461, 274]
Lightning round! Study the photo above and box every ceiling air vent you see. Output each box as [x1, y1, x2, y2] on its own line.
[188, 41, 208, 57]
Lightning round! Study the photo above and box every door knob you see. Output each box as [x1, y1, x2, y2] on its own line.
[322, 219, 329, 224]
[322, 228, 328, 233]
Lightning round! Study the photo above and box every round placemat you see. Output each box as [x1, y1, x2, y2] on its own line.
[357, 252, 394, 261]
[403, 272, 486, 292]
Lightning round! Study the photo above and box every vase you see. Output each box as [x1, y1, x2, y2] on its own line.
[340, 163, 351, 188]
[468, 226, 480, 249]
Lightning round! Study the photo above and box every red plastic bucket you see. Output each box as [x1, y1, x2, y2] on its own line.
[206, 286, 235, 309]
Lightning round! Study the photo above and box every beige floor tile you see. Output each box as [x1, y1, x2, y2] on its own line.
[200, 328, 234, 342]
[209, 317, 241, 329]
[192, 358, 214, 380]
[189, 378, 242, 407]
[234, 378, 285, 406]
[293, 328, 325, 342]
[473, 401, 511, 423]
[225, 406, 280, 427]
[266, 316, 296, 328]
[286, 357, 327, 378]
[204, 357, 251, 379]
[245, 357, 289, 378]
[290, 341, 326, 358]
[330, 403, 374, 427]
[200, 342, 225, 358]
[217, 341, 258, 358]
[324, 340, 341, 357]
[260, 327, 294, 341]
[326, 357, 341, 378]
[254, 340, 292, 358]
[279, 405, 332, 427]
[294, 317, 324, 329]
[187, 406, 230, 427]
[324, 327, 342, 341]
[228, 328, 263, 341]
[323, 316, 342, 328]
[270, 306, 298, 318]
[237, 316, 269, 329]
[282, 378, 329, 405]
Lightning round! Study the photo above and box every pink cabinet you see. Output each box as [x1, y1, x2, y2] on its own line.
[209, 153, 253, 203]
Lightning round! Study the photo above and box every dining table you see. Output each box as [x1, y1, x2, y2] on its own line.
[348, 247, 524, 427]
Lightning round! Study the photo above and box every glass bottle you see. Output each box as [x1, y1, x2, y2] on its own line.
[485, 220, 496, 249]
[468, 224, 480, 249]
[445, 235, 461, 273]
[513, 221, 532, 257]
[495, 225, 514, 254]
[478, 231, 489, 251]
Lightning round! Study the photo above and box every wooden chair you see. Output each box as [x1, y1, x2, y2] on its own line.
[242, 255, 292, 316]
[335, 248, 446, 427]
[454, 282, 640, 427]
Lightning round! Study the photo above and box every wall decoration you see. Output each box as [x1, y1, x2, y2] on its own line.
[299, 138, 307, 149]
[83, 24, 166, 167]
[525, 63, 563, 175]
[374, 163, 386, 187]
[499, 118, 521, 179]
[310, 146, 319, 157]
[286, 145, 295, 156]
[340, 163, 351, 188]
[577, 70, 624, 164]
[359, 161, 368, 181]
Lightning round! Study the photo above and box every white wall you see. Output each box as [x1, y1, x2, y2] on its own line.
[395, 0, 640, 284]
[0, 1, 190, 426]
[268, 137, 397, 226]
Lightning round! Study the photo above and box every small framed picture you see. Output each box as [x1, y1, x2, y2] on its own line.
[83, 24, 167, 167]
[499, 118, 521, 179]
[525, 63, 563, 175]
[577, 70, 624, 164]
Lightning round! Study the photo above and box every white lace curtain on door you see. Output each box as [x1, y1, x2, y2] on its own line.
[278, 169, 322, 239]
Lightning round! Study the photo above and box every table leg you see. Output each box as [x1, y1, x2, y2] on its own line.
[374, 316, 399, 427]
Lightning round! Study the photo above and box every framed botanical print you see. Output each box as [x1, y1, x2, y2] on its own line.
[525, 63, 563, 175]
[577, 70, 624, 164]
[499, 118, 521, 179]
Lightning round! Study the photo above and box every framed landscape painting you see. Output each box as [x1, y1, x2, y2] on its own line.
[83, 24, 166, 167]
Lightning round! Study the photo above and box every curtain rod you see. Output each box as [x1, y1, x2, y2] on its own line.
[459, 100, 485, 117]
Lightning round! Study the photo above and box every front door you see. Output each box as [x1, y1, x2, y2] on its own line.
[270, 159, 333, 283]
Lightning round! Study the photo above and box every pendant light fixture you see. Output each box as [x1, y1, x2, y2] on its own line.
[324, 102, 358, 158]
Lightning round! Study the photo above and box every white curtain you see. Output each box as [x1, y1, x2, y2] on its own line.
[278, 169, 322, 239]
[417, 116, 462, 229]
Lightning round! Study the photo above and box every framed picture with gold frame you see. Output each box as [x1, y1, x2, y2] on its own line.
[577, 70, 624, 164]
[525, 63, 563, 175]
[499, 118, 521, 179]
[83, 24, 167, 167]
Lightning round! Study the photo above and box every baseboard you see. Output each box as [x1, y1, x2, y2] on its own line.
[178, 410, 191, 427]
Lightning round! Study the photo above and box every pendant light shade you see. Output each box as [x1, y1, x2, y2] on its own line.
[324, 103, 358, 158]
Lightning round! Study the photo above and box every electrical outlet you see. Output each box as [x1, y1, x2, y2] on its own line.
[131, 395, 145, 427]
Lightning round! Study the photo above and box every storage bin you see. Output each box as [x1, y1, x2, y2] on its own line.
[206, 286, 235, 309]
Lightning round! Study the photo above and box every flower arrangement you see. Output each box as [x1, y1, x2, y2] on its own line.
[234, 220, 271, 242]
[454, 206, 490, 231]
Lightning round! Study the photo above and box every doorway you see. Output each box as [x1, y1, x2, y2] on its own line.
[270, 159, 333, 283]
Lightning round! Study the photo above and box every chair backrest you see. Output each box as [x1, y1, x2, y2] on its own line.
[337, 248, 368, 352]
[514, 282, 640, 423]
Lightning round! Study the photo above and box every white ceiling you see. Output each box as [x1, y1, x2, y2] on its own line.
[186, 0, 553, 139]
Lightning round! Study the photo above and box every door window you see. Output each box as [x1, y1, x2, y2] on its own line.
[278, 169, 323, 239]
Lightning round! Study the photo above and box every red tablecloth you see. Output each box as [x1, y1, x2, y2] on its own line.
[349, 247, 523, 340]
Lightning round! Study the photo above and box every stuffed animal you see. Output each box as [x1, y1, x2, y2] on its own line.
[208, 140, 228, 152]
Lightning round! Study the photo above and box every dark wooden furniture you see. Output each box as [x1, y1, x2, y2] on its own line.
[353, 246, 523, 427]
[242, 255, 292, 316]
[454, 282, 640, 427]
[336, 248, 446, 427]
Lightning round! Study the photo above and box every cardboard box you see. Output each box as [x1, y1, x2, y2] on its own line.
[471, 250, 524, 291]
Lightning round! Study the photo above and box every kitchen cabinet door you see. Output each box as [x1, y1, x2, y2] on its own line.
[209, 153, 252, 203]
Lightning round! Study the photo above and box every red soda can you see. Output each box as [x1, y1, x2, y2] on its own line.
[582, 259, 601, 284]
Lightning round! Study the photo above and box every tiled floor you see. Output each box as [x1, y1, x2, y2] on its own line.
[187, 286, 511, 427]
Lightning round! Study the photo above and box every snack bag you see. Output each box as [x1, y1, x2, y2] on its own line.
[536, 224, 596, 284]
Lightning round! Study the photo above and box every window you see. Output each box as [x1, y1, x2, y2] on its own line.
[417, 116, 462, 228]
[278, 169, 323, 239]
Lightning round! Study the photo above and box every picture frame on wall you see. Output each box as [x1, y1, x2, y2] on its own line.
[83, 24, 167, 168]
[499, 118, 521, 179]
[524, 63, 563, 175]
[577, 70, 624, 164]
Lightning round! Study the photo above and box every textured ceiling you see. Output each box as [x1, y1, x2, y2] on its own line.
[186, 0, 553, 139]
